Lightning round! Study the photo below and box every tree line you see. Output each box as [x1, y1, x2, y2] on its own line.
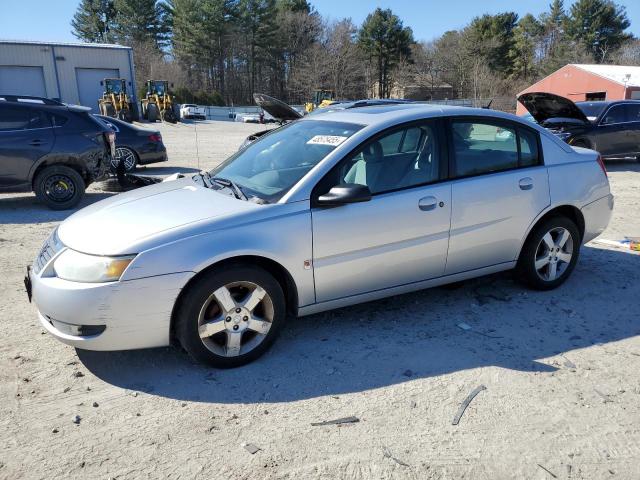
[71, 0, 637, 108]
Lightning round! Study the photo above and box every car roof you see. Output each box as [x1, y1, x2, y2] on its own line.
[575, 99, 640, 106]
[302, 103, 526, 127]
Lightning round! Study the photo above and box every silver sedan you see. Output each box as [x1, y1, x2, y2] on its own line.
[27, 104, 613, 367]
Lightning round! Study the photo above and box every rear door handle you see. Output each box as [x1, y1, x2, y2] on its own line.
[418, 196, 438, 211]
[519, 177, 533, 190]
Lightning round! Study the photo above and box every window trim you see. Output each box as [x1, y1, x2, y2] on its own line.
[445, 116, 544, 181]
[311, 118, 449, 207]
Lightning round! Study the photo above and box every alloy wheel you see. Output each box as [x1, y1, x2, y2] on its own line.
[111, 147, 136, 171]
[197, 281, 274, 357]
[534, 227, 573, 281]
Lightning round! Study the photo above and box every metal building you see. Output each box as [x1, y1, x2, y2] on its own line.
[0, 40, 136, 113]
[516, 64, 640, 115]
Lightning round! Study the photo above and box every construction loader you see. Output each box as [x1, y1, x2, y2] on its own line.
[304, 89, 336, 113]
[141, 80, 177, 123]
[98, 78, 133, 122]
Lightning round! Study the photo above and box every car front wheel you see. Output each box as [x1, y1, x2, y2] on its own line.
[176, 264, 286, 368]
[517, 216, 580, 290]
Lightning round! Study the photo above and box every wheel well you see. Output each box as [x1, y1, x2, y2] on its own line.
[529, 205, 585, 243]
[31, 160, 90, 188]
[169, 256, 299, 344]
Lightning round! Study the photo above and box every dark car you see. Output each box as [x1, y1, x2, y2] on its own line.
[95, 115, 168, 172]
[240, 94, 414, 148]
[518, 92, 640, 161]
[0, 95, 114, 209]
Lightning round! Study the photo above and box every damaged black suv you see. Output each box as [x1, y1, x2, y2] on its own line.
[0, 95, 115, 209]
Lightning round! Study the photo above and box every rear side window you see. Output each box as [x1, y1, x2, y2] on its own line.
[0, 106, 29, 131]
[519, 128, 540, 167]
[625, 104, 640, 123]
[50, 113, 69, 127]
[451, 120, 540, 177]
[601, 105, 626, 125]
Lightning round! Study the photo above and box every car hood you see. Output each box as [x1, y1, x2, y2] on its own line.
[517, 92, 589, 124]
[253, 93, 302, 122]
[58, 177, 260, 255]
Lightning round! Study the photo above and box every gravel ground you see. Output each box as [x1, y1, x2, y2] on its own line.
[1, 120, 639, 480]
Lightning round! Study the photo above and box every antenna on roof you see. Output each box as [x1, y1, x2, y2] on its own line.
[482, 98, 493, 109]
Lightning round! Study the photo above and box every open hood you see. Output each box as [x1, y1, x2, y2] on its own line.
[253, 93, 302, 122]
[517, 92, 589, 125]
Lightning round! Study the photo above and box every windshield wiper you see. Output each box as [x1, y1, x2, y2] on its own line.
[210, 175, 247, 201]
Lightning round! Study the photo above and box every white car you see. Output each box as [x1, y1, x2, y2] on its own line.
[180, 104, 206, 120]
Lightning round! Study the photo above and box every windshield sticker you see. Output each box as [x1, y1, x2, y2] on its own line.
[307, 135, 348, 146]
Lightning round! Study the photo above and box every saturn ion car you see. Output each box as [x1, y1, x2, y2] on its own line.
[26, 104, 613, 367]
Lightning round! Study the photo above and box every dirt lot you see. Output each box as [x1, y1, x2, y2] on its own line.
[1, 120, 639, 480]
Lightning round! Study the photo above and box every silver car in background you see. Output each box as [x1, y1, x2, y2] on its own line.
[26, 104, 613, 367]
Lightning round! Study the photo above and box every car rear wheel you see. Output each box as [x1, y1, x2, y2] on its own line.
[176, 264, 286, 368]
[34, 165, 85, 210]
[517, 216, 580, 290]
[111, 147, 138, 172]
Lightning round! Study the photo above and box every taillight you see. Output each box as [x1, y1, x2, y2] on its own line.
[149, 134, 162, 142]
[596, 154, 607, 178]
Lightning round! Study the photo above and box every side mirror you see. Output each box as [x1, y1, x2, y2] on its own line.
[316, 183, 371, 206]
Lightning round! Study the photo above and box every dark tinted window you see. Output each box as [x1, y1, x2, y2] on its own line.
[519, 128, 539, 167]
[625, 103, 640, 122]
[0, 106, 28, 131]
[50, 113, 69, 127]
[452, 121, 518, 176]
[25, 110, 48, 129]
[601, 105, 626, 125]
[576, 102, 607, 119]
[341, 122, 440, 194]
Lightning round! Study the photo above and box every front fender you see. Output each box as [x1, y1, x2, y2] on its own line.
[121, 202, 315, 307]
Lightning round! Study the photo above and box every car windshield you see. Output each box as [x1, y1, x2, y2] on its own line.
[576, 102, 607, 120]
[209, 119, 363, 202]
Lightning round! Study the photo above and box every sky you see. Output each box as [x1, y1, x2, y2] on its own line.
[1, 0, 639, 44]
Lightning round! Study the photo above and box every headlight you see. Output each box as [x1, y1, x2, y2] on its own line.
[54, 249, 135, 283]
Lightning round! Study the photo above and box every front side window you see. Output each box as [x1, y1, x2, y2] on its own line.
[210, 120, 363, 202]
[338, 122, 440, 194]
[601, 105, 626, 125]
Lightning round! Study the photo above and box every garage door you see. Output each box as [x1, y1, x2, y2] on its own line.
[76, 68, 119, 112]
[0, 66, 47, 97]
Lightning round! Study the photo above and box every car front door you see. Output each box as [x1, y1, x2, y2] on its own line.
[595, 104, 629, 157]
[445, 118, 550, 275]
[311, 120, 452, 303]
[0, 105, 54, 188]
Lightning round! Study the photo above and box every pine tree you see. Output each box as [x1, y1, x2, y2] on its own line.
[358, 8, 414, 98]
[71, 0, 117, 43]
[565, 0, 631, 62]
[111, 0, 168, 47]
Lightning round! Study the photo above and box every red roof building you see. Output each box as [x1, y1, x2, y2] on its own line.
[516, 64, 640, 115]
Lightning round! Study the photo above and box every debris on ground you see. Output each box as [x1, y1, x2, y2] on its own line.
[311, 416, 360, 426]
[452, 385, 486, 425]
[537, 463, 558, 478]
[72, 371, 84, 378]
[594, 389, 613, 403]
[474, 286, 512, 304]
[382, 446, 409, 467]
[72, 415, 81, 425]
[457, 322, 503, 339]
[242, 443, 261, 454]
[402, 369, 414, 377]
[562, 356, 577, 369]
[92, 402, 99, 408]
[457, 322, 472, 331]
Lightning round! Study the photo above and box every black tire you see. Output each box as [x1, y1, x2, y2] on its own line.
[147, 104, 158, 122]
[161, 108, 177, 123]
[516, 216, 581, 290]
[176, 264, 287, 368]
[104, 103, 116, 118]
[33, 165, 85, 210]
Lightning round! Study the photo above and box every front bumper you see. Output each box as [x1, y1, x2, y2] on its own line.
[30, 267, 192, 351]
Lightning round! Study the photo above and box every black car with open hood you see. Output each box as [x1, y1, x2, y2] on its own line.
[518, 92, 640, 161]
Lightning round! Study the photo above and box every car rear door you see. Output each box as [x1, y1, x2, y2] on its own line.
[624, 103, 640, 157]
[445, 118, 550, 274]
[0, 104, 54, 188]
[311, 120, 452, 303]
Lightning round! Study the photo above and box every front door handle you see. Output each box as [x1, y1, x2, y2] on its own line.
[418, 196, 438, 211]
[519, 177, 533, 190]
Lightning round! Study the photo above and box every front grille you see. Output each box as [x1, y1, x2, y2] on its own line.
[33, 229, 62, 274]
